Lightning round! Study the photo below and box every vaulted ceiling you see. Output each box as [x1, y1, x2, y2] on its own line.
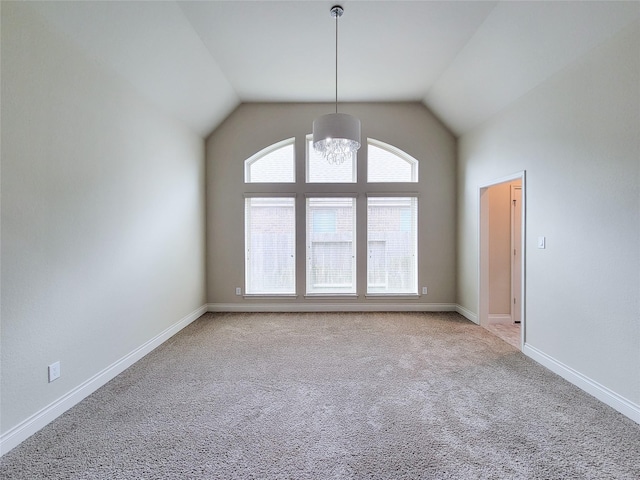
[23, 1, 640, 137]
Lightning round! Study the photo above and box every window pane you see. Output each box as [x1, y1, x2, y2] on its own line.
[245, 197, 295, 294]
[307, 136, 356, 183]
[367, 197, 418, 294]
[306, 197, 356, 294]
[245, 139, 295, 183]
[367, 139, 418, 183]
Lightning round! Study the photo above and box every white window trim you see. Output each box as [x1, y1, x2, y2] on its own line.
[244, 196, 297, 296]
[366, 195, 419, 296]
[244, 137, 295, 183]
[306, 196, 357, 296]
[366, 192, 420, 197]
[367, 138, 419, 183]
[241, 137, 424, 300]
[244, 192, 297, 198]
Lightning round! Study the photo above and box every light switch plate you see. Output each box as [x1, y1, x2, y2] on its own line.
[48, 361, 61, 383]
[537, 236, 546, 249]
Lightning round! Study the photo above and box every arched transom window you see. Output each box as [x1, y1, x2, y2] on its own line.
[243, 137, 419, 296]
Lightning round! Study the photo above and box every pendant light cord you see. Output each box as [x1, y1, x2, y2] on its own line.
[335, 10, 339, 114]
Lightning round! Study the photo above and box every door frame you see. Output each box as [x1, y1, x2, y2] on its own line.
[478, 171, 526, 348]
[510, 183, 523, 324]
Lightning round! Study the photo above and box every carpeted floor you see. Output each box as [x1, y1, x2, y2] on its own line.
[1, 312, 639, 479]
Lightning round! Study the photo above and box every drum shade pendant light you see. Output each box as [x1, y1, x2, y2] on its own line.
[313, 5, 361, 165]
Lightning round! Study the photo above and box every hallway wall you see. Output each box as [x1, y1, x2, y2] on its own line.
[457, 21, 640, 413]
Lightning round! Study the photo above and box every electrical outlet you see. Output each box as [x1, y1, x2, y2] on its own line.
[235, 287, 242, 296]
[422, 287, 428, 295]
[48, 361, 61, 383]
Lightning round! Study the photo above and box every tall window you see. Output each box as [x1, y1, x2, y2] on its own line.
[306, 197, 356, 294]
[243, 137, 421, 298]
[367, 196, 418, 294]
[245, 197, 296, 294]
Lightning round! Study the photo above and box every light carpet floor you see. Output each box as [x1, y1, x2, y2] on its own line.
[1, 312, 638, 479]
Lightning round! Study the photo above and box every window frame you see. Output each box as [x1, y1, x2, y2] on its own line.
[244, 137, 295, 183]
[244, 194, 297, 296]
[367, 138, 419, 183]
[305, 195, 358, 296]
[366, 194, 419, 296]
[241, 136, 423, 300]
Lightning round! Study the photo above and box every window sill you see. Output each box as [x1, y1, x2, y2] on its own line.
[365, 294, 420, 299]
[304, 294, 359, 299]
[243, 294, 298, 299]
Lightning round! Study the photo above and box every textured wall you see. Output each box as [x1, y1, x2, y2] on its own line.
[205, 103, 456, 308]
[1, 3, 207, 435]
[457, 21, 640, 404]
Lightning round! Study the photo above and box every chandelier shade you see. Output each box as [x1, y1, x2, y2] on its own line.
[313, 113, 361, 165]
[312, 5, 361, 165]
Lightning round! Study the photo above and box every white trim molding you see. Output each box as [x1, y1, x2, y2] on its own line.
[477, 170, 526, 331]
[487, 314, 513, 325]
[478, 170, 527, 190]
[523, 344, 640, 425]
[455, 304, 478, 324]
[208, 303, 457, 313]
[0, 305, 208, 456]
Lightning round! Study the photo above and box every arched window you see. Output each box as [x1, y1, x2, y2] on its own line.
[306, 135, 356, 183]
[243, 136, 420, 297]
[367, 138, 419, 183]
[244, 138, 295, 183]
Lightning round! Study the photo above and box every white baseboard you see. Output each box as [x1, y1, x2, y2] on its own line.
[523, 344, 640, 425]
[0, 304, 208, 456]
[208, 303, 457, 313]
[455, 304, 478, 324]
[487, 313, 513, 325]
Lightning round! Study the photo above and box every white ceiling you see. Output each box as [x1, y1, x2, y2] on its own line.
[24, 1, 640, 137]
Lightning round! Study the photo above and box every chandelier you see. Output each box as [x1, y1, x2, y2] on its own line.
[312, 5, 361, 165]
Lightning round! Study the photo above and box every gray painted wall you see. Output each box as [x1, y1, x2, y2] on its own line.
[1, 3, 207, 436]
[205, 103, 457, 308]
[457, 21, 640, 404]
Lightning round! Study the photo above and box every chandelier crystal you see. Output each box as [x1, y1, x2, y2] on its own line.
[314, 137, 360, 165]
[312, 5, 361, 165]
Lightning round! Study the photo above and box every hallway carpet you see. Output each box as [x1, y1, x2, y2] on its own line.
[1, 312, 638, 479]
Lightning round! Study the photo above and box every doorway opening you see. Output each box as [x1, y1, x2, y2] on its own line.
[479, 172, 525, 349]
